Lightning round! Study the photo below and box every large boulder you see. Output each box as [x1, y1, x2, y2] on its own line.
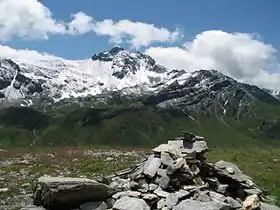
[33, 176, 116, 209]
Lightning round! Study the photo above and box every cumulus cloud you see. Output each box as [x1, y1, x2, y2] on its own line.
[93, 19, 182, 48]
[146, 30, 280, 90]
[67, 12, 94, 35]
[0, 0, 181, 48]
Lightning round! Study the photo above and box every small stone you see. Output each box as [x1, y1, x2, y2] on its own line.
[194, 191, 212, 202]
[112, 192, 127, 199]
[113, 196, 150, 210]
[162, 207, 168, 210]
[152, 144, 169, 154]
[0, 188, 9, 192]
[226, 197, 242, 209]
[217, 184, 228, 194]
[175, 189, 190, 200]
[226, 167, 234, 174]
[209, 191, 226, 203]
[156, 175, 170, 189]
[127, 191, 141, 197]
[244, 188, 263, 196]
[154, 187, 169, 198]
[168, 140, 184, 149]
[149, 184, 158, 191]
[129, 181, 139, 190]
[173, 199, 230, 210]
[157, 198, 166, 209]
[260, 202, 280, 210]
[157, 168, 167, 177]
[106, 157, 114, 161]
[80, 201, 108, 210]
[143, 156, 162, 178]
[161, 152, 174, 166]
[141, 193, 158, 200]
[166, 193, 179, 209]
[243, 194, 260, 210]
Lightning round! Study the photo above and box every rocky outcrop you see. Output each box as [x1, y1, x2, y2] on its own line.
[30, 131, 280, 210]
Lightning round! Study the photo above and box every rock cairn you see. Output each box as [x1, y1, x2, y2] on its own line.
[30, 131, 280, 210]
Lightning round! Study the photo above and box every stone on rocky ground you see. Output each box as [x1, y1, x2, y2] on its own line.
[244, 188, 263, 196]
[148, 183, 158, 191]
[141, 193, 158, 200]
[113, 196, 150, 210]
[143, 156, 161, 178]
[209, 191, 227, 203]
[160, 152, 174, 166]
[168, 140, 184, 149]
[157, 198, 166, 209]
[173, 199, 230, 210]
[194, 191, 212, 202]
[243, 194, 260, 210]
[166, 193, 179, 209]
[80, 201, 107, 210]
[154, 187, 169, 198]
[260, 202, 280, 210]
[226, 197, 242, 209]
[214, 161, 252, 183]
[175, 189, 190, 200]
[33, 176, 115, 208]
[217, 184, 228, 194]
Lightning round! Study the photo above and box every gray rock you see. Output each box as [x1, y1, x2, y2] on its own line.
[157, 199, 166, 209]
[141, 193, 158, 200]
[209, 191, 226, 203]
[113, 196, 150, 210]
[80, 201, 108, 210]
[167, 158, 186, 175]
[20, 206, 47, 210]
[226, 197, 242, 209]
[143, 156, 161, 178]
[161, 152, 174, 166]
[194, 191, 212, 202]
[152, 144, 169, 154]
[173, 199, 230, 210]
[214, 161, 252, 183]
[154, 187, 169, 198]
[217, 184, 228, 194]
[33, 176, 115, 208]
[156, 175, 170, 189]
[157, 168, 168, 177]
[166, 193, 179, 209]
[244, 188, 263, 196]
[105, 198, 116, 208]
[148, 184, 158, 191]
[175, 189, 190, 200]
[168, 140, 184, 149]
[183, 141, 208, 154]
[260, 202, 280, 210]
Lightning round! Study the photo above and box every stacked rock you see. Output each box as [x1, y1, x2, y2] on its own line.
[30, 131, 280, 210]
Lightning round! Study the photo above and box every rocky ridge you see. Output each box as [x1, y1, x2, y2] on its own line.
[24, 132, 279, 210]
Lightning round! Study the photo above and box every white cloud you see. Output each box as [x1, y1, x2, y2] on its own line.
[93, 19, 182, 48]
[146, 30, 280, 90]
[0, 0, 66, 40]
[0, 0, 181, 48]
[67, 12, 94, 35]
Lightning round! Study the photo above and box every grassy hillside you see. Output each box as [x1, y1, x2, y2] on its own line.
[0, 101, 280, 148]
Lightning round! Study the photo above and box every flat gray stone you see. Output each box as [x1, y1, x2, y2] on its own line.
[166, 193, 179, 209]
[260, 202, 280, 210]
[214, 161, 252, 183]
[194, 191, 212, 202]
[141, 193, 158, 200]
[161, 152, 174, 166]
[148, 184, 158, 191]
[226, 197, 242, 209]
[175, 189, 190, 200]
[173, 199, 230, 210]
[157, 199, 166, 209]
[156, 175, 170, 189]
[33, 176, 115, 208]
[154, 187, 169, 198]
[217, 184, 228, 194]
[113, 196, 150, 210]
[209, 191, 226, 203]
[143, 156, 161, 178]
[244, 188, 263, 195]
[168, 140, 184, 149]
[80, 201, 108, 210]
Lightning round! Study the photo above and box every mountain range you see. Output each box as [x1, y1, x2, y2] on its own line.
[0, 47, 280, 148]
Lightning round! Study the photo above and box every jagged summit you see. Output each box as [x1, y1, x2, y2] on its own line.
[0, 47, 278, 110]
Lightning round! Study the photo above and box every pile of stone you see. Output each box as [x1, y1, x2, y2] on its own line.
[29, 132, 280, 210]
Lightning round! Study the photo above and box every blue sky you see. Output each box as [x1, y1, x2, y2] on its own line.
[1, 0, 280, 90]
[1, 0, 280, 60]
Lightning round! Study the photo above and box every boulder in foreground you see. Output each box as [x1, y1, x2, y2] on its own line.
[33, 176, 116, 209]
